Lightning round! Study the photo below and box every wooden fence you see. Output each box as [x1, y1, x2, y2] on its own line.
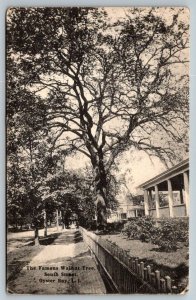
[79, 227, 175, 294]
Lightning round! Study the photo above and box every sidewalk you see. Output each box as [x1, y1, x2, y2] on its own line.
[7, 229, 107, 294]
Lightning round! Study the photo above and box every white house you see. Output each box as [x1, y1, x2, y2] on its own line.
[138, 159, 189, 218]
[107, 195, 145, 222]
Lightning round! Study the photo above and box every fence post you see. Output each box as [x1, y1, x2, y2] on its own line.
[135, 258, 139, 273]
[172, 286, 178, 294]
[165, 276, 172, 293]
[151, 272, 156, 286]
[126, 252, 130, 265]
[111, 242, 115, 256]
[160, 278, 166, 292]
[144, 267, 148, 281]
[121, 249, 125, 262]
[155, 270, 160, 291]
[140, 262, 144, 279]
[147, 265, 151, 281]
[132, 260, 136, 272]
[128, 258, 132, 269]
[116, 248, 120, 260]
[138, 263, 141, 277]
[115, 245, 118, 258]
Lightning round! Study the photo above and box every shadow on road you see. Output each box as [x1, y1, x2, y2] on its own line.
[38, 232, 63, 245]
[25, 230, 83, 246]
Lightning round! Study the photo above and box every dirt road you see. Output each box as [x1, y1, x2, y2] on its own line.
[7, 229, 106, 294]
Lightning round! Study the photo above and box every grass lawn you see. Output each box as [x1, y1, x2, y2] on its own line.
[102, 233, 188, 292]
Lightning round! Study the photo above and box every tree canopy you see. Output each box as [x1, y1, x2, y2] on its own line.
[7, 7, 189, 228]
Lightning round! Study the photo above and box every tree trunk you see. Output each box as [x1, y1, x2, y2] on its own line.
[44, 209, 47, 237]
[56, 209, 59, 231]
[34, 227, 39, 246]
[93, 161, 108, 230]
[95, 192, 107, 230]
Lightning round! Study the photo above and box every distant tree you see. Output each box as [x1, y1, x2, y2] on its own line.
[6, 78, 61, 243]
[44, 169, 96, 228]
[7, 7, 189, 228]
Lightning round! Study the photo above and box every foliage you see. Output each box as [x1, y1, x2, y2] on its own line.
[132, 195, 144, 206]
[153, 218, 189, 250]
[121, 220, 140, 239]
[7, 7, 189, 226]
[122, 217, 189, 251]
[122, 216, 156, 241]
[135, 216, 157, 242]
[106, 220, 127, 232]
[7, 70, 96, 231]
[82, 219, 97, 231]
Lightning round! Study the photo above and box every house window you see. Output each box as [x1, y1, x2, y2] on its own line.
[120, 213, 127, 219]
[159, 192, 169, 207]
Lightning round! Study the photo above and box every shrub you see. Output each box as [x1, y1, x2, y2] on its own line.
[122, 217, 156, 242]
[139, 232, 150, 243]
[152, 218, 189, 252]
[159, 218, 189, 244]
[151, 221, 178, 251]
[107, 220, 127, 232]
[121, 220, 140, 239]
[135, 216, 156, 242]
[81, 219, 97, 230]
[122, 217, 189, 252]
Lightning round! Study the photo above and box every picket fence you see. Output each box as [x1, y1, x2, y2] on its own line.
[79, 227, 177, 294]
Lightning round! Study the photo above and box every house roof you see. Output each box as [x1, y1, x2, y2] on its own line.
[138, 158, 189, 190]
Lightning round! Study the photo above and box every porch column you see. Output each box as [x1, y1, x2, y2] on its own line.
[167, 179, 174, 218]
[183, 171, 189, 216]
[155, 185, 160, 218]
[144, 189, 149, 216]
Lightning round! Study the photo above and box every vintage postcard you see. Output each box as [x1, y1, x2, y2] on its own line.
[6, 7, 189, 294]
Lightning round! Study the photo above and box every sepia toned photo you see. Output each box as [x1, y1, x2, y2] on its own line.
[6, 7, 189, 294]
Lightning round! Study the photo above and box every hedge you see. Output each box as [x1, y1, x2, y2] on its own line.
[122, 217, 189, 252]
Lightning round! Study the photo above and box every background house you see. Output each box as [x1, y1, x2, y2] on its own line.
[107, 194, 145, 222]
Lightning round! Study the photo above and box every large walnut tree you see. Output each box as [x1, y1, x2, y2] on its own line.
[7, 7, 189, 228]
